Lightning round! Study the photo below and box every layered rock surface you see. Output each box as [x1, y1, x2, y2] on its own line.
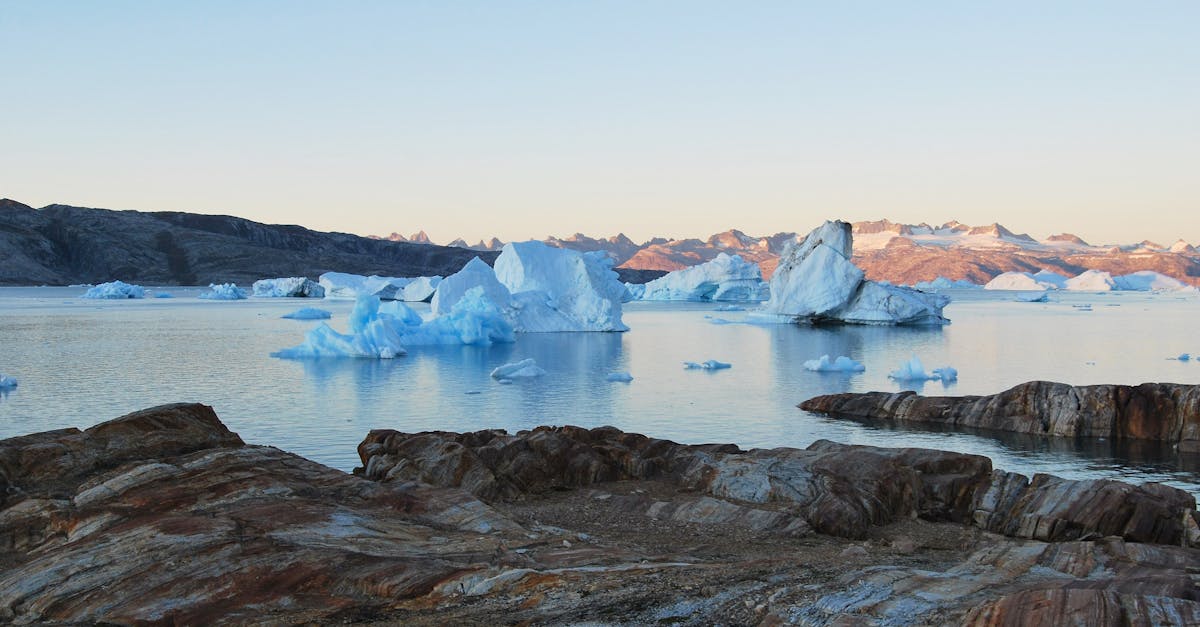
[800, 380, 1200, 449]
[3, 404, 1198, 624]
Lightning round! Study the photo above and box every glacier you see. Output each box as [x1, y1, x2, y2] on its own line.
[803, 355, 865, 373]
[757, 221, 948, 325]
[252, 277, 325, 298]
[281, 307, 332, 320]
[81, 281, 145, 299]
[636, 253, 769, 301]
[199, 283, 248, 300]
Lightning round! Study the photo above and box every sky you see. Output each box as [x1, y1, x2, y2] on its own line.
[2, 1, 1197, 246]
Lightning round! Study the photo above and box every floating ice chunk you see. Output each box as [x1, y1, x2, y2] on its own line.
[401, 276, 442, 302]
[494, 242, 628, 332]
[759, 221, 947, 325]
[253, 277, 325, 298]
[605, 372, 634, 382]
[0, 374, 17, 389]
[888, 355, 957, 382]
[1178, 353, 1192, 362]
[803, 355, 865, 373]
[318, 272, 411, 300]
[638, 253, 767, 301]
[1015, 291, 1049, 303]
[199, 283, 248, 300]
[82, 280, 145, 299]
[491, 358, 546, 379]
[272, 296, 407, 359]
[153, 292, 174, 299]
[397, 288, 514, 346]
[984, 272, 1059, 291]
[432, 257, 513, 317]
[683, 360, 731, 370]
[1064, 270, 1116, 292]
[282, 307, 333, 320]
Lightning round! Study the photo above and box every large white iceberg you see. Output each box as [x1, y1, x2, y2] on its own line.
[637, 253, 769, 301]
[494, 241, 629, 332]
[82, 280, 145, 299]
[273, 292, 514, 359]
[431, 257, 513, 316]
[318, 272, 410, 300]
[1113, 271, 1197, 292]
[252, 277, 325, 298]
[199, 283, 248, 300]
[758, 221, 948, 325]
[1064, 269, 1117, 291]
[984, 272, 1059, 291]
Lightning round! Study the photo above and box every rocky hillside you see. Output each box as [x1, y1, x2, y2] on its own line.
[0, 199, 496, 286]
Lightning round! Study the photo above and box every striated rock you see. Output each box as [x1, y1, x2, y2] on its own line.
[800, 380, 1200, 447]
[4, 405, 1198, 624]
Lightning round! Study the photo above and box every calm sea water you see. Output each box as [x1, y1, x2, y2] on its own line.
[2, 287, 1198, 495]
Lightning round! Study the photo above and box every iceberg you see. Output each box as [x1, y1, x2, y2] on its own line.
[888, 355, 957, 382]
[252, 277, 325, 298]
[1064, 270, 1116, 291]
[984, 272, 1059, 291]
[282, 307, 332, 320]
[912, 277, 981, 291]
[1032, 270, 1069, 289]
[623, 282, 646, 301]
[318, 272, 411, 300]
[273, 292, 514, 359]
[684, 360, 731, 370]
[432, 257, 513, 317]
[605, 371, 634, 382]
[1113, 271, 1197, 292]
[803, 355, 865, 373]
[758, 221, 948, 325]
[153, 292, 174, 299]
[494, 242, 629, 332]
[81, 280, 145, 299]
[199, 283, 248, 300]
[491, 358, 546, 379]
[401, 276, 442, 302]
[0, 374, 16, 389]
[1177, 353, 1191, 362]
[637, 253, 769, 301]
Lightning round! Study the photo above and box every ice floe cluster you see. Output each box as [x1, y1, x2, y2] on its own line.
[632, 253, 769, 302]
[318, 272, 441, 302]
[199, 283, 248, 300]
[81, 281, 145, 299]
[985, 269, 1196, 292]
[253, 277, 325, 298]
[757, 221, 949, 325]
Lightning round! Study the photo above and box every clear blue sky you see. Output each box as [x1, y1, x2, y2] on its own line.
[2, 1, 1197, 245]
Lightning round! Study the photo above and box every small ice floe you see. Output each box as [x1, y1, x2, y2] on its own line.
[82, 280, 145, 299]
[803, 354, 865, 373]
[684, 360, 731, 370]
[888, 355, 957, 383]
[0, 374, 17, 389]
[153, 292, 174, 298]
[605, 372, 634, 383]
[491, 358, 546, 380]
[282, 307, 333, 320]
[199, 283, 248, 300]
[464, 390, 482, 395]
[1177, 353, 1192, 362]
[1015, 291, 1048, 303]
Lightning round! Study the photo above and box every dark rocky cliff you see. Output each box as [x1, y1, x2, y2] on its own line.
[0, 199, 497, 285]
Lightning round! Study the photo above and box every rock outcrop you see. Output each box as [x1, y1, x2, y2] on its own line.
[3, 404, 1198, 624]
[800, 381, 1200, 449]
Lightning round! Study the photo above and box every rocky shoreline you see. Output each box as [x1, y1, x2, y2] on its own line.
[800, 381, 1200, 451]
[2, 404, 1199, 624]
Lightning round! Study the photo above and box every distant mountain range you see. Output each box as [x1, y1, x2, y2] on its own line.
[389, 220, 1200, 286]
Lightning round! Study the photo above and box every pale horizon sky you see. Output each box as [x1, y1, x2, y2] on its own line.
[2, 1, 1197, 246]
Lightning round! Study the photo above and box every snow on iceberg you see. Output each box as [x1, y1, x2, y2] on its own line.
[253, 277, 325, 298]
[1064, 270, 1117, 291]
[803, 355, 865, 373]
[199, 283, 248, 300]
[758, 221, 947, 326]
[82, 280, 145, 299]
[684, 360, 731, 370]
[401, 276, 442, 302]
[282, 307, 332, 320]
[888, 355, 957, 382]
[638, 253, 768, 301]
[491, 358, 546, 379]
[0, 374, 17, 389]
[318, 272, 410, 300]
[605, 371, 634, 382]
[494, 241, 629, 332]
[984, 272, 1060, 291]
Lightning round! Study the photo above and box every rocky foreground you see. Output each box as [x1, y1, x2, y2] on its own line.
[2, 404, 1199, 624]
[801, 381, 1200, 451]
